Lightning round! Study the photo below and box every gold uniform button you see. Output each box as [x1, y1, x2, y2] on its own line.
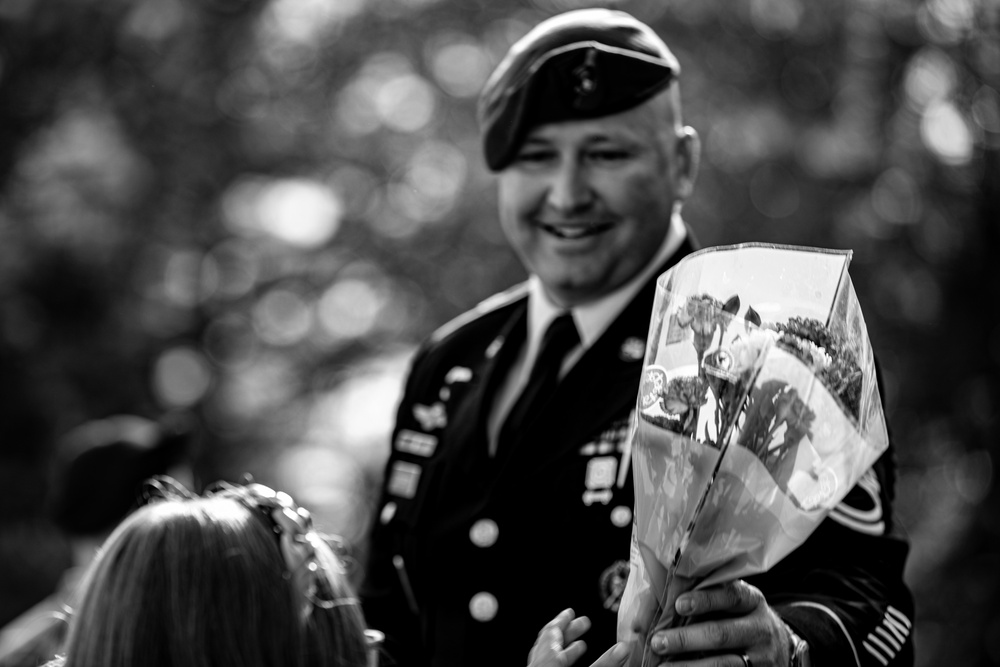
[469, 592, 498, 621]
[469, 518, 499, 547]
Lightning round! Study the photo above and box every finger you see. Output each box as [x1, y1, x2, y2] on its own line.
[561, 639, 588, 666]
[649, 616, 758, 656]
[529, 627, 568, 666]
[675, 580, 764, 617]
[564, 615, 592, 644]
[538, 608, 576, 639]
[590, 642, 630, 667]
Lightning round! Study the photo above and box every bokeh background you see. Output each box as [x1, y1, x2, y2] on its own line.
[0, 0, 997, 664]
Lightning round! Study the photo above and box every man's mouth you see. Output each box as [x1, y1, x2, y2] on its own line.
[536, 221, 614, 239]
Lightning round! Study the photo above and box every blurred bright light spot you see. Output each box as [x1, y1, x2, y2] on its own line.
[222, 176, 343, 248]
[904, 48, 956, 108]
[383, 140, 467, 224]
[927, 0, 976, 30]
[748, 163, 800, 219]
[871, 167, 922, 224]
[336, 53, 436, 135]
[921, 100, 974, 165]
[749, 0, 803, 39]
[918, 0, 976, 44]
[952, 449, 993, 505]
[406, 140, 466, 202]
[153, 346, 213, 408]
[257, 178, 342, 246]
[374, 73, 437, 133]
[302, 352, 413, 467]
[336, 76, 383, 135]
[20, 106, 150, 251]
[214, 353, 296, 418]
[275, 445, 369, 539]
[317, 277, 386, 341]
[253, 287, 313, 346]
[262, 0, 363, 44]
[163, 248, 203, 307]
[428, 35, 492, 98]
[971, 85, 1000, 133]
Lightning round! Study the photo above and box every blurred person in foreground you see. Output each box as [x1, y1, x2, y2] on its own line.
[0, 414, 195, 667]
[360, 8, 913, 667]
[39, 477, 378, 667]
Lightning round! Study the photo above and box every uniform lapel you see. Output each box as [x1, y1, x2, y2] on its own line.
[445, 303, 527, 460]
[410, 302, 528, 536]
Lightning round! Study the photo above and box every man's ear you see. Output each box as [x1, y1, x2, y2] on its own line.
[674, 126, 700, 199]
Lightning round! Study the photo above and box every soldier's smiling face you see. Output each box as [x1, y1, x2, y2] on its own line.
[496, 90, 698, 308]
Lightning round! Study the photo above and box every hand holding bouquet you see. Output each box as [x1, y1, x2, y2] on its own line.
[617, 244, 889, 666]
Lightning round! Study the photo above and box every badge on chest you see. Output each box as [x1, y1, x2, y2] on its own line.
[578, 413, 633, 507]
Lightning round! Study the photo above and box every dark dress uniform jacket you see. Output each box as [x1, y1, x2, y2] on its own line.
[360, 233, 914, 667]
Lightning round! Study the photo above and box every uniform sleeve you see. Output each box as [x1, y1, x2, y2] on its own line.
[769, 353, 913, 667]
[762, 446, 914, 667]
[359, 347, 432, 667]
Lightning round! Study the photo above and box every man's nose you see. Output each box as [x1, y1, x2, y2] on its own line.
[545, 160, 594, 213]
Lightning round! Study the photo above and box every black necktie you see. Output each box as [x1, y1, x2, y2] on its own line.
[497, 312, 580, 452]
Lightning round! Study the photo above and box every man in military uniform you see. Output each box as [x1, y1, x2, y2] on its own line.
[360, 9, 913, 667]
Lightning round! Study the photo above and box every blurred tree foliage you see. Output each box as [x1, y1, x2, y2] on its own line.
[0, 0, 997, 664]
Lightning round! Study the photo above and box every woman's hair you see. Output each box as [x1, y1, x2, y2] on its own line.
[53, 478, 370, 667]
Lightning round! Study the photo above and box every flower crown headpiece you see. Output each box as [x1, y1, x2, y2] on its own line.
[143, 475, 359, 621]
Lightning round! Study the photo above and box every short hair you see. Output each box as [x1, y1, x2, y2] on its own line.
[57, 480, 369, 667]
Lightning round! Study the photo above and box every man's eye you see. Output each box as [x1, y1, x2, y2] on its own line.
[514, 150, 555, 165]
[588, 149, 631, 163]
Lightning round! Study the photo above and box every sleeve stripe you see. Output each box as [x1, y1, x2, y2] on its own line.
[828, 511, 886, 535]
[866, 634, 895, 661]
[864, 606, 912, 665]
[881, 616, 908, 644]
[875, 626, 902, 652]
[886, 605, 912, 630]
[863, 640, 890, 666]
[788, 601, 860, 667]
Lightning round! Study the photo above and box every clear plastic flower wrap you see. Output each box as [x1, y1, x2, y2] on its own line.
[616, 243, 890, 667]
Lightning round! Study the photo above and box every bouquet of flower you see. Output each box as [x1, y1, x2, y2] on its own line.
[616, 244, 889, 667]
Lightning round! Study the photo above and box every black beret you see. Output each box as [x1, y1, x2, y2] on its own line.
[478, 8, 680, 172]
